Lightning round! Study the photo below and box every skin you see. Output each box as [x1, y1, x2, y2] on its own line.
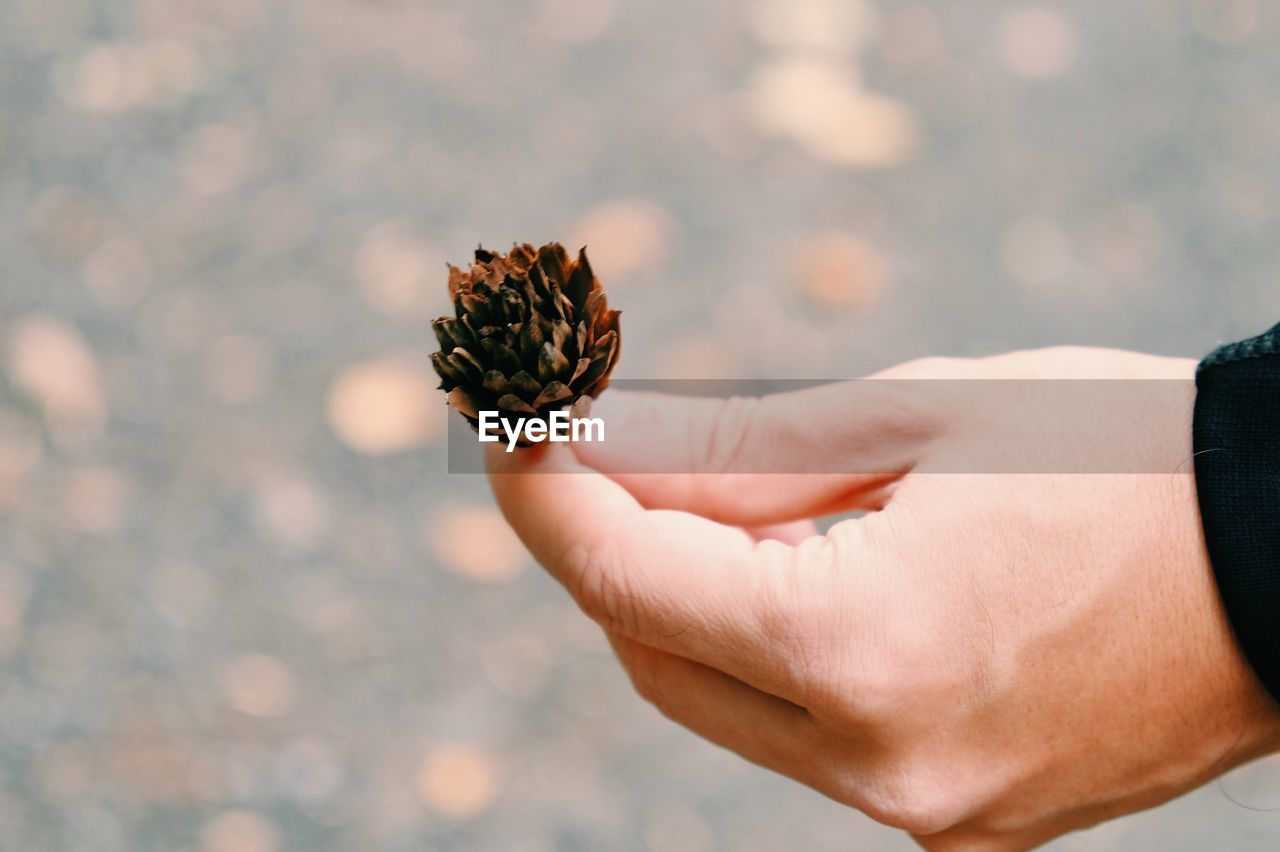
[486, 347, 1280, 850]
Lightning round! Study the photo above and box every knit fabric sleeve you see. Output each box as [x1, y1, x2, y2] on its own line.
[1193, 321, 1280, 704]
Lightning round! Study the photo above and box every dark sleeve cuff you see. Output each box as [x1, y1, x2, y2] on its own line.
[1193, 321, 1280, 704]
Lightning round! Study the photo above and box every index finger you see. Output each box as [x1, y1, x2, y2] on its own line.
[569, 386, 927, 525]
[487, 442, 825, 704]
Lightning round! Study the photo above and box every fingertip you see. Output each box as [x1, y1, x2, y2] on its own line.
[484, 440, 549, 475]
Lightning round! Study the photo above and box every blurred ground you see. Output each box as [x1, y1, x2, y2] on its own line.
[3, 0, 1280, 849]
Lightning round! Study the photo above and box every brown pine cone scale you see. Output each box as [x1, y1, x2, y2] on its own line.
[431, 242, 621, 429]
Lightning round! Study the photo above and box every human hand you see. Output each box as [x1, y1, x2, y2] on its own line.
[487, 347, 1280, 850]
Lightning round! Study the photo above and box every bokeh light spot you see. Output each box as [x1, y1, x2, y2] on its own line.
[5, 315, 106, 447]
[416, 744, 500, 819]
[219, 654, 299, 719]
[1000, 7, 1077, 79]
[428, 506, 527, 584]
[792, 233, 889, 310]
[200, 810, 281, 852]
[569, 200, 672, 282]
[1002, 217, 1073, 288]
[327, 359, 443, 455]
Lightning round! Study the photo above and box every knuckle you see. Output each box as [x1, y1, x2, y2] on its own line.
[1039, 344, 1091, 360]
[860, 382, 942, 445]
[878, 356, 969, 380]
[627, 661, 666, 712]
[619, 648, 682, 720]
[751, 539, 828, 691]
[828, 607, 966, 725]
[858, 768, 973, 835]
[847, 370, 952, 451]
[870, 793, 967, 835]
[980, 345, 1101, 378]
[819, 652, 916, 726]
[702, 395, 761, 473]
[565, 539, 641, 634]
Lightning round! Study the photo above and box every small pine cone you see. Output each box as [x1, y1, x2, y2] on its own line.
[431, 242, 621, 429]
